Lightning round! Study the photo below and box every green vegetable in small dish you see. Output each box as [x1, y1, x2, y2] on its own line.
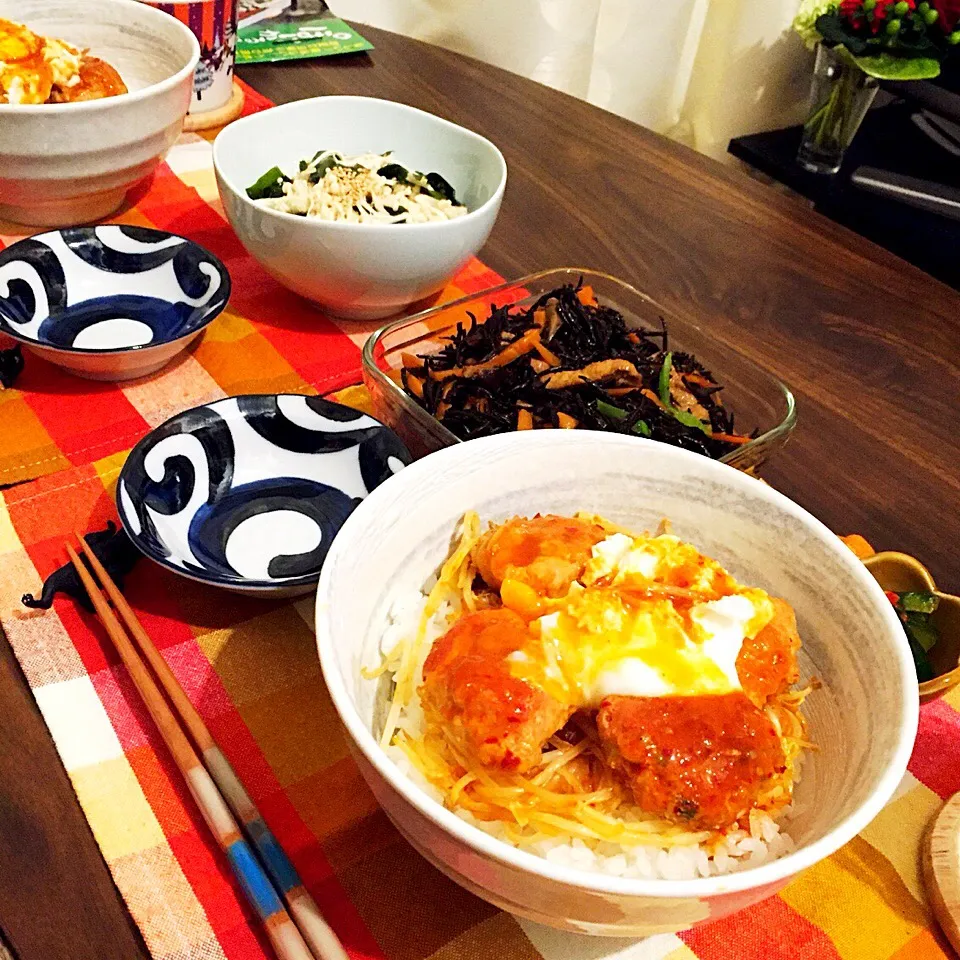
[886, 589, 940, 681]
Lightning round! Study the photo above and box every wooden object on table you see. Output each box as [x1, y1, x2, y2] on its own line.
[2, 22, 960, 959]
[0, 610, 149, 960]
[240, 27, 960, 589]
[183, 82, 245, 132]
[924, 793, 960, 953]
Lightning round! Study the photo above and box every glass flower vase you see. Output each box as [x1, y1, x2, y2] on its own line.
[797, 44, 879, 175]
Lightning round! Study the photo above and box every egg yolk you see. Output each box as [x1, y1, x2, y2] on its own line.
[499, 533, 775, 707]
[0, 18, 84, 105]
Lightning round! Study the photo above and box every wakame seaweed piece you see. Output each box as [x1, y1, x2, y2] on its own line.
[425, 172, 460, 204]
[246, 166, 291, 200]
[377, 163, 410, 182]
[307, 154, 341, 184]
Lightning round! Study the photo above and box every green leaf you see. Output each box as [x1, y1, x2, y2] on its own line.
[308, 154, 340, 184]
[816, 12, 870, 54]
[903, 613, 940, 652]
[898, 591, 939, 614]
[246, 166, 289, 200]
[908, 636, 936, 681]
[853, 51, 942, 78]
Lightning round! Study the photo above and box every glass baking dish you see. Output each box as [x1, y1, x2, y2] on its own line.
[361, 268, 796, 472]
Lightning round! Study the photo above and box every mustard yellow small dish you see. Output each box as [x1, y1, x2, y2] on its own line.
[856, 548, 960, 703]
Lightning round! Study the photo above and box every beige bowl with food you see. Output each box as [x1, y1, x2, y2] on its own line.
[0, 0, 199, 227]
[315, 430, 918, 936]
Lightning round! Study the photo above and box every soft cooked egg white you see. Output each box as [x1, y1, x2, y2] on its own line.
[0, 20, 82, 105]
[503, 533, 775, 706]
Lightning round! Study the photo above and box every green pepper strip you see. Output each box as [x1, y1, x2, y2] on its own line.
[595, 400, 651, 437]
[595, 399, 627, 420]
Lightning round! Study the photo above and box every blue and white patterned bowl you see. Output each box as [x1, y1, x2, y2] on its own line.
[0, 225, 230, 381]
[117, 394, 412, 596]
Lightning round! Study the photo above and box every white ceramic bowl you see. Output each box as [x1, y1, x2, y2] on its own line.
[0, 0, 199, 228]
[315, 431, 918, 937]
[213, 96, 507, 320]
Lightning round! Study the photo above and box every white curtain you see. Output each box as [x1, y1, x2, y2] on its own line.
[332, 0, 815, 161]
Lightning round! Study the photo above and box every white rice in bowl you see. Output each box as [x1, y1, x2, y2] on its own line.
[372, 587, 805, 882]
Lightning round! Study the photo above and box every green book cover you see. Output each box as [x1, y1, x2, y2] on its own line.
[237, 0, 373, 64]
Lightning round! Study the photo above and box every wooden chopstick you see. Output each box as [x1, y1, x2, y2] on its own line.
[77, 537, 348, 960]
[66, 543, 317, 960]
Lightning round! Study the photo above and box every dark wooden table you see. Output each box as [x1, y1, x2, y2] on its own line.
[729, 101, 960, 294]
[2, 22, 959, 960]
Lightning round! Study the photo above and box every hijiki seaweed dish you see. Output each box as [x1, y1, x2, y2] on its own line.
[400, 283, 753, 459]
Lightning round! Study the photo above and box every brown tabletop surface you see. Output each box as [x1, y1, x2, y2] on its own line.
[1, 23, 959, 960]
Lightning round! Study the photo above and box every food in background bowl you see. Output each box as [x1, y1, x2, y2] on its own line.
[247, 150, 468, 223]
[0, 0, 199, 227]
[363, 269, 796, 469]
[315, 430, 917, 935]
[370, 511, 812, 879]
[400, 281, 752, 459]
[0, 17, 126, 104]
[213, 96, 507, 320]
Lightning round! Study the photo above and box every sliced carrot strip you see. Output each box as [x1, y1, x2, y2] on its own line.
[517, 409, 534, 430]
[557, 412, 578, 429]
[641, 388, 666, 410]
[534, 340, 561, 366]
[840, 534, 875, 559]
[577, 286, 597, 307]
[434, 329, 540, 380]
